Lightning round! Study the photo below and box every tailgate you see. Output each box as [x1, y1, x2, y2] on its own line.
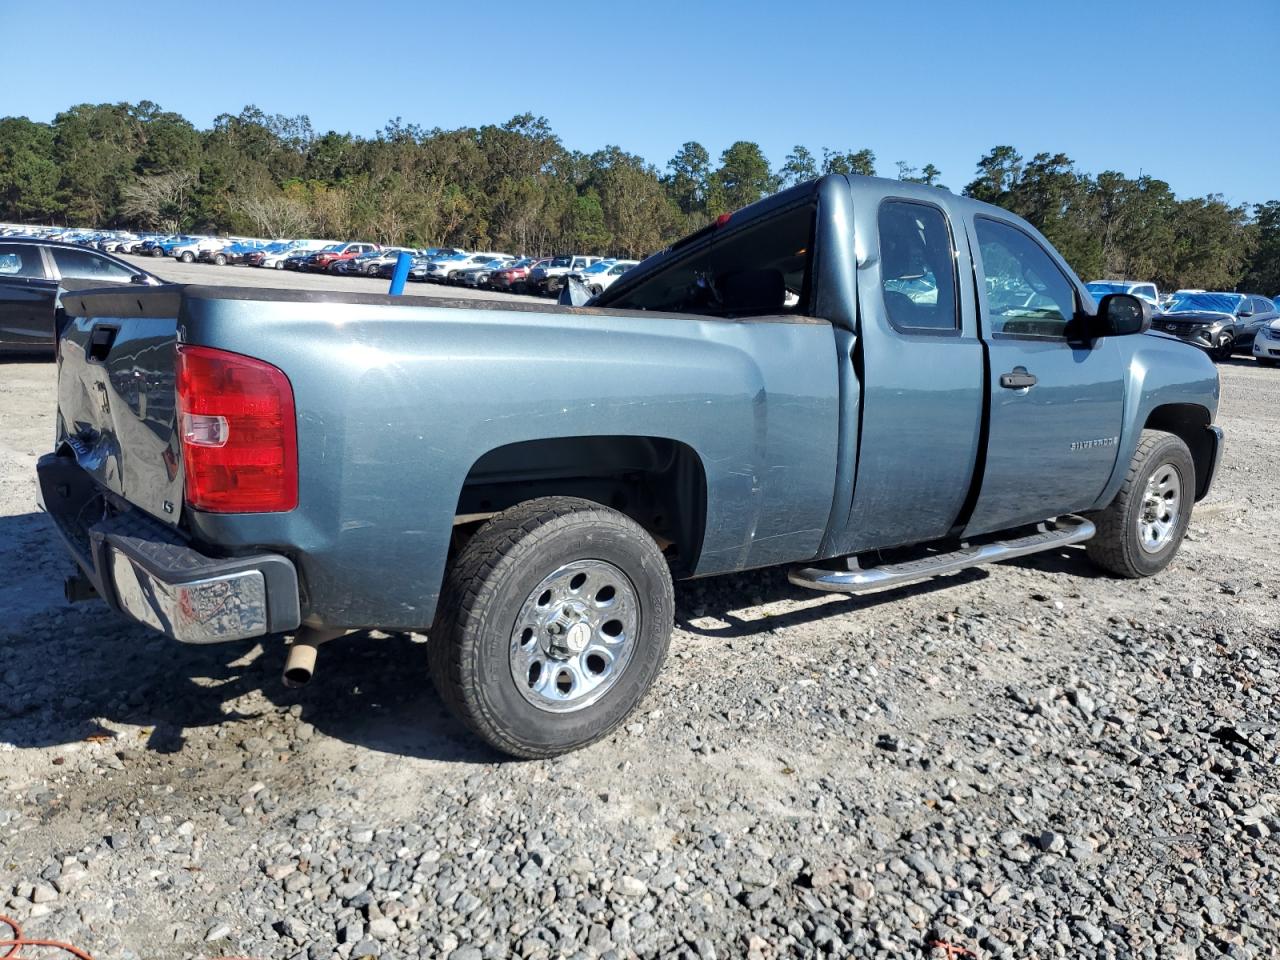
[56, 287, 185, 525]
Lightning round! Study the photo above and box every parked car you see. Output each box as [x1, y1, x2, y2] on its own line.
[172, 237, 230, 264]
[457, 256, 516, 288]
[199, 240, 267, 266]
[0, 239, 160, 355]
[304, 242, 380, 273]
[421, 253, 508, 284]
[337, 248, 414, 277]
[488, 257, 543, 293]
[409, 252, 469, 283]
[1252, 317, 1280, 366]
[1086, 280, 1161, 311]
[573, 259, 639, 296]
[528, 255, 602, 296]
[40, 174, 1223, 760]
[1155, 292, 1279, 360]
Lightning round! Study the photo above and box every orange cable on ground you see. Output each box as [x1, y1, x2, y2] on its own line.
[0, 915, 96, 960]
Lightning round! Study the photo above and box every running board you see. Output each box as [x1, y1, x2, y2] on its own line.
[788, 515, 1096, 594]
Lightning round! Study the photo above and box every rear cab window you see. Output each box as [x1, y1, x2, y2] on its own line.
[599, 201, 816, 318]
[878, 199, 958, 333]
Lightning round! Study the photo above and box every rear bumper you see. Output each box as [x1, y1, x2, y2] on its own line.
[37, 453, 301, 643]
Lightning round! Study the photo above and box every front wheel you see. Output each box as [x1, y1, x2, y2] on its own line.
[1085, 430, 1195, 578]
[429, 497, 673, 758]
[180, 252, 194, 263]
[214, 254, 226, 266]
[1212, 333, 1234, 362]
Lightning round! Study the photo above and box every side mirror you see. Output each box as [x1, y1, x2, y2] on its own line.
[1238, 310, 1252, 318]
[1095, 293, 1151, 337]
[129, 273, 150, 285]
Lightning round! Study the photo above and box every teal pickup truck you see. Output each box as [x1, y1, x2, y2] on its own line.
[39, 174, 1222, 757]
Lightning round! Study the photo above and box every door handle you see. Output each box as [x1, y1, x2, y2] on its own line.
[999, 367, 1037, 389]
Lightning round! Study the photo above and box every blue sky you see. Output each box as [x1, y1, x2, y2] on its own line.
[2, 0, 1277, 204]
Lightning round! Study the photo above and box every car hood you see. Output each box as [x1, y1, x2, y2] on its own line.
[1159, 311, 1232, 325]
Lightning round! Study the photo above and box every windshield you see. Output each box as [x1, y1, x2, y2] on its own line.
[550, 256, 571, 268]
[1166, 293, 1242, 315]
[599, 201, 815, 317]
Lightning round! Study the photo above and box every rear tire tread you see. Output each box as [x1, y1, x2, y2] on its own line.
[429, 496, 671, 759]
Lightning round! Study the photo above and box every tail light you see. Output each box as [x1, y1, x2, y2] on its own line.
[175, 344, 298, 513]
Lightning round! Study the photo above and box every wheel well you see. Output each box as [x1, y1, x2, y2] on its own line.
[1144, 403, 1213, 500]
[455, 436, 708, 576]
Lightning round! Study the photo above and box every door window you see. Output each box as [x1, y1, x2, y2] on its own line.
[877, 200, 958, 332]
[50, 248, 135, 284]
[975, 218, 1077, 339]
[0, 244, 48, 278]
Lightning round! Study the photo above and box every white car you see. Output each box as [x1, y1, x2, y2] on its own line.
[1086, 280, 1161, 311]
[1253, 318, 1280, 367]
[259, 240, 335, 269]
[428, 253, 511, 284]
[572, 259, 639, 296]
[172, 237, 230, 263]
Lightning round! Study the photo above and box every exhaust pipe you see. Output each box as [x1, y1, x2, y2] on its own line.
[281, 628, 349, 688]
[64, 573, 97, 603]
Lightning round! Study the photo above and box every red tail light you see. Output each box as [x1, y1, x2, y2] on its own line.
[175, 344, 298, 513]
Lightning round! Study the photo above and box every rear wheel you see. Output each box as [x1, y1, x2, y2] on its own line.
[1085, 430, 1195, 578]
[429, 497, 673, 758]
[151, 247, 164, 258]
[180, 251, 194, 263]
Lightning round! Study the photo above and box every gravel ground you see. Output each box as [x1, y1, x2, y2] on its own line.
[1, 350, 1278, 960]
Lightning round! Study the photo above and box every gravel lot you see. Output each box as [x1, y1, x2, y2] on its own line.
[1, 329, 1278, 959]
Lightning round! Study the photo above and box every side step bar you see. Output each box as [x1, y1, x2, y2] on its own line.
[788, 515, 1096, 594]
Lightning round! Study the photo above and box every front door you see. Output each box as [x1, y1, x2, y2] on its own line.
[963, 216, 1126, 536]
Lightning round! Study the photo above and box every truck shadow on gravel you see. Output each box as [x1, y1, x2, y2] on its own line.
[0, 516, 1102, 762]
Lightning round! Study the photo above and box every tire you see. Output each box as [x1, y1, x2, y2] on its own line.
[180, 251, 194, 263]
[214, 254, 226, 266]
[588, 284, 603, 297]
[1212, 333, 1234, 362]
[1085, 430, 1195, 579]
[151, 248, 164, 258]
[429, 496, 674, 759]
[1257, 358, 1276, 368]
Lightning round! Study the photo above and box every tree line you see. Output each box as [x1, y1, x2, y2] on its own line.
[0, 101, 1276, 293]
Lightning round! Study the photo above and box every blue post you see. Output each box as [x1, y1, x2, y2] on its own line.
[388, 251, 412, 296]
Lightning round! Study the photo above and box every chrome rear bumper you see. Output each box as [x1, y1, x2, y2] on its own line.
[38, 453, 301, 643]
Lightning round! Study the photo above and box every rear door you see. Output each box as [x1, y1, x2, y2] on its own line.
[963, 215, 1125, 536]
[0, 243, 58, 351]
[828, 192, 986, 555]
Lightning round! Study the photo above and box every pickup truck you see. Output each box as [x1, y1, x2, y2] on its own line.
[38, 174, 1223, 759]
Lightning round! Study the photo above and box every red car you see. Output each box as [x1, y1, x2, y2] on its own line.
[304, 242, 379, 273]
[489, 257, 546, 293]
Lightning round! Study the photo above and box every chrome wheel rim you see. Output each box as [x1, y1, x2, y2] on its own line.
[509, 559, 640, 713]
[1138, 462, 1181, 554]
